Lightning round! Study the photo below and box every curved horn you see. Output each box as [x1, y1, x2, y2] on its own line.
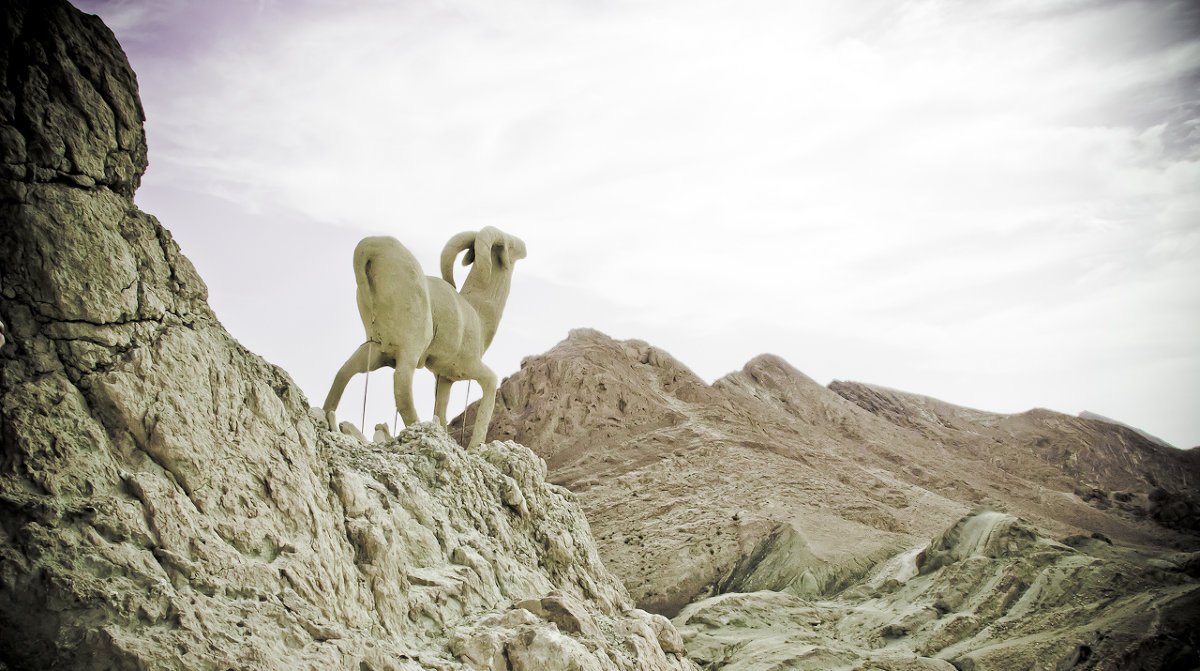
[500, 234, 527, 268]
[440, 231, 476, 288]
[472, 227, 503, 277]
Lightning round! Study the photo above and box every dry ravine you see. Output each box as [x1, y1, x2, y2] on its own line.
[0, 2, 695, 669]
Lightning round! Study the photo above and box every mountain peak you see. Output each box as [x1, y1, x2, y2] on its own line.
[735, 353, 822, 389]
[566, 326, 616, 342]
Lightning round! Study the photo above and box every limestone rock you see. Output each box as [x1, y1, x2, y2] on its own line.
[0, 3, 698, 669]
[1, 0, 146, 195]
[513, 593, 601, 638]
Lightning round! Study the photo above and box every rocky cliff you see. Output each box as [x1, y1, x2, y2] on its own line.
[0, 3, 697, 669]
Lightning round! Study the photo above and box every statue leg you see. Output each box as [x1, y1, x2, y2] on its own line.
[323, 341, 387, 417]
[393, 364, 420, 427]
[465, 364, 498, 449]
[433, 375, 454, 427]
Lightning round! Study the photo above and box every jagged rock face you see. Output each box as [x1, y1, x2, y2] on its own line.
[460, 329, 1200, 620]
[0, 3, 697, 669]
[1, 0, 145, 195]
[673, 510, 1200, 670]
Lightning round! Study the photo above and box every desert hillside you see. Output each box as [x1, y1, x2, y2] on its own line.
[450, 329, 1200, 666]
[456, 328, 1199, 614]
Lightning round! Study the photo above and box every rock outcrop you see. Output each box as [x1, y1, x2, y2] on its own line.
[0, 3, 696, 669]
[674, 510, 1200, 670]
[458, 329, 1200, 626]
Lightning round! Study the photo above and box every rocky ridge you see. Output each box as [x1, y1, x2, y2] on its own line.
[458, 331, 943, 615]
[829, 381, 1199, 502]
[459, 328, 1200, 620]
[828, 381, 1200, 535]
[0, 3, 696, 669]
[452, 329, 1200, 668]
[1078, 410, 1185, 451]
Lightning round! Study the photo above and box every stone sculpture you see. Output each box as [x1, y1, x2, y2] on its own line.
[323, 227, 526, 448]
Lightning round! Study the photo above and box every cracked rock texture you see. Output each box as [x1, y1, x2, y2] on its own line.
[673, 510, 1200, 670]
[0, 2, 697, 669]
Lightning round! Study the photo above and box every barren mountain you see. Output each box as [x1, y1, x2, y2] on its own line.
[830, 382, 1200, 535]
[1078, 409, 1185, 451]
[456, 328, 1199, 621]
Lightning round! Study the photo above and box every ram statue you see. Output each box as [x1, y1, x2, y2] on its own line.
[323, 227, 526, 448]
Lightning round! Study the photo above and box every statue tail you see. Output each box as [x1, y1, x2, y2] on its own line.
[350, 236, 430, 346]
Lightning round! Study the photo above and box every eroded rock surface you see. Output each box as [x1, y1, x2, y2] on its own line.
[0, 3, 697, 669]
[674, 510, 1200, 670]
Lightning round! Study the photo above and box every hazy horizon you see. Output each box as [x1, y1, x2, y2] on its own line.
[73, 0, 1199, 447]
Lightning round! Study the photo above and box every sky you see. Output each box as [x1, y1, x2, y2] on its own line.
[72, 0, 1200, 447]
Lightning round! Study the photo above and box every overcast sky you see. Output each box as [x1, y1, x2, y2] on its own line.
[73, 0, 1199, 447]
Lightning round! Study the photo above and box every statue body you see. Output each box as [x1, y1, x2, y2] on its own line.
[324, 227, 526, 448]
